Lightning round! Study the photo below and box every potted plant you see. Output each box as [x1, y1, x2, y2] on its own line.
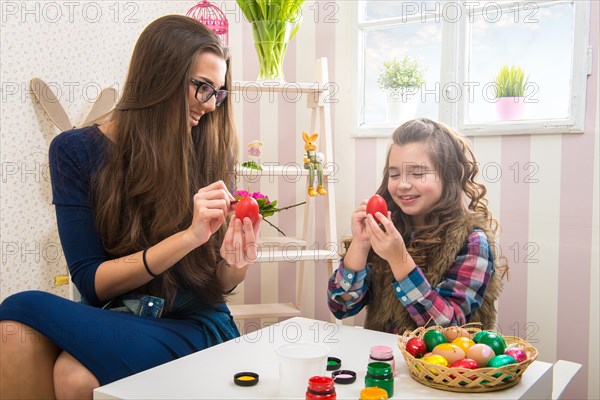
[494, 65, 528, 120]
[377, 56, 426, 123]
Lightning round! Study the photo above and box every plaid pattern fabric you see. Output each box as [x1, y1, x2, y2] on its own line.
[327, 229, 494, 330]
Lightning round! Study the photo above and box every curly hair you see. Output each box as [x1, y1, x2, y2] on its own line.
[374, 118, 505, 273]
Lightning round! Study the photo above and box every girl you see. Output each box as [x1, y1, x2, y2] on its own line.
[0, 15, 261, 399]
[328, 118, 506, 334]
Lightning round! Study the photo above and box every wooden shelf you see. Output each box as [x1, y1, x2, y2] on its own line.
[254, 249, 338, 263]
[236, 165, 334, 177]
[228, 303, 301, 319]
[232, 81, 326, 93]
[258, 237, 308, 247]
[231, 58, 337, 321]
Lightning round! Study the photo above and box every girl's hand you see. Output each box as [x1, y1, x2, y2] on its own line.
[187, 181, 236, 246]
[350, 200, 371, 249]
[365, 211, 408, 265]
[220, 214, 262, 268]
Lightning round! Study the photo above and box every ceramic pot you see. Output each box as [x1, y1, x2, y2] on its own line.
[495, 96, 525, 120]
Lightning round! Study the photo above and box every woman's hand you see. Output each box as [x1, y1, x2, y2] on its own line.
[220, 214, 262, 269]
[187, 181, 235, 247]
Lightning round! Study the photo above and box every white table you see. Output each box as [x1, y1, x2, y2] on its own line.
[94, 317, 553, 399]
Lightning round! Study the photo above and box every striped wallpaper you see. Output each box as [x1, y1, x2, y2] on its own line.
[0, 1, 597, 398]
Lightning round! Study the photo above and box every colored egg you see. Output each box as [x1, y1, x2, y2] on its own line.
[422, 355, 449, 366]
[405, 337, 427, 358]
[423, 329, 447, 352]
[505, 348, 528, 363]
[451, 337, 475, 353]
[420, 355, 448, 374]
[473, 330, 489, 343]
[449, 358, 479, 380]
[478, 332, 507, 355]
[444, 326, 470, 342]
[488, 354, 518, 381]
[432, 343, 466, 365]
[466, 343, 496, 367]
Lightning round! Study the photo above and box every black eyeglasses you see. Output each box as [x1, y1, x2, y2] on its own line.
[190, 78, 228, 106]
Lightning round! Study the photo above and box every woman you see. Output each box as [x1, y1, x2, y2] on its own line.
[0, 15, 260, 399]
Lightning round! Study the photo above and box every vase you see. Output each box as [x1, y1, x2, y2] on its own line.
[495, 97, 525, 120]
[385, 88, 420, 124]
[251, 20, 296, 81]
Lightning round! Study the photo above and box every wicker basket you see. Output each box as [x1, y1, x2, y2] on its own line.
[397, 324, 538, 393]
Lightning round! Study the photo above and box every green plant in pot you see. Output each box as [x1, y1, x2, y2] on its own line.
[494, 65, 528, 120]
[236, 0, 305, 81]
[377, 56, 426, 123]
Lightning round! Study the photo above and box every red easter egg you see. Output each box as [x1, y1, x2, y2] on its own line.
[449, 358, 479, 380]
[366, 195, 388, 223]
[235, 196, 259, 223]
[406, 337, 427, 358]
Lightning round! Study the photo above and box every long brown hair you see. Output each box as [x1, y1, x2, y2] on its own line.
[93, 15, 238, 309]
[374, 118, 506, 274]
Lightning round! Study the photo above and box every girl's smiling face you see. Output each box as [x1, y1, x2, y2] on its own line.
[387, 142, 443, 226]
[187, 52, 227, 128]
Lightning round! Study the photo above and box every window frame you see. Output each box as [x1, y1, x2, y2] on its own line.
[353, 0, 591, 137]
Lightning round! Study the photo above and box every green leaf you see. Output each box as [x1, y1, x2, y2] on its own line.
[241, 161, 263, 171]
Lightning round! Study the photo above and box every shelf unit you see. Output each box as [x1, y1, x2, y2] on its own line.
[228, 58, 337, 320]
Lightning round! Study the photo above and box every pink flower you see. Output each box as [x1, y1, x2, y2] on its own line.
[234, 189, 250, 198]
[251, 192, 270, 204]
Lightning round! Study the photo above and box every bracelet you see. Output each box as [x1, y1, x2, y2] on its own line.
[142, 247, 158, 278]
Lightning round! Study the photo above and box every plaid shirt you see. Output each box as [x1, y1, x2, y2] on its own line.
[327, 229, 494, 330]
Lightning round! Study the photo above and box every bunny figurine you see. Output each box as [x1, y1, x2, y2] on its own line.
[302, 131, 327, 196]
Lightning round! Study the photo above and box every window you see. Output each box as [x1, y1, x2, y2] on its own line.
[355, 0, 591, 137]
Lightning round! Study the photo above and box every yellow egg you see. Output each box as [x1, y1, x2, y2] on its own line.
[451, 337, 475, 353]
[432, 343, 466, 365]
[420, 354, 448, 375]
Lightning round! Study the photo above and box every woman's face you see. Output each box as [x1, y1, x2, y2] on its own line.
[187, 52, 227, 128]
[387, 142, 443, 226]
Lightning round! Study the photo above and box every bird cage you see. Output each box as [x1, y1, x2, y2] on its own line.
[186, 0, 229, 45]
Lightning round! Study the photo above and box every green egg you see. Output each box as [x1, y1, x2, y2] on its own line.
[488, 354, 517, 381]
[423, 329, 447, 352]
[478, 332, 507, 355]
[473, 331, 488, 343]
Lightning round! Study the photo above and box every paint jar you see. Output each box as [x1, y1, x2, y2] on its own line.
[360, 387, 389, 400]
[305, 376, 336, 399]
[277, 342, 329, 397]
[368, 345, 395, 376]
[364, 362, 394, 398]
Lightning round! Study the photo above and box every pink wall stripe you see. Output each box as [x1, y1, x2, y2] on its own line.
[497, 136, 530, 335]
[241, 20, 261, 331]
[558, 2, 598, 397]
[352, 138, 378, 326]
[277, 34, 297, 313]
[314, 15, 337, 322]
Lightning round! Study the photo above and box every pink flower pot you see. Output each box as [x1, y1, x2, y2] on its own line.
[496, 97, 525, 120]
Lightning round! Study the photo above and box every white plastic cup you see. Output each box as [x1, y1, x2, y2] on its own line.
[276, 342, 330, 397]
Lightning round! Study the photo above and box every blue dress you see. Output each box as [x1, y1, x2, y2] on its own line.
[0, 125, 240, 385]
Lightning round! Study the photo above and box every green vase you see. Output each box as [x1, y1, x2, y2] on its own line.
[251, 20, 297, 81]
